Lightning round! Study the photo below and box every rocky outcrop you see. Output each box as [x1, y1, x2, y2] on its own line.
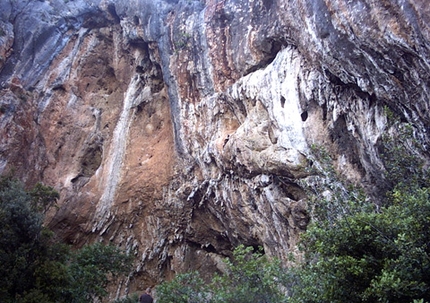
[1, 0, 429, 299]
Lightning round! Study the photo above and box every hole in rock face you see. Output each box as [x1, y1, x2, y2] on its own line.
[301, 111, 308, 121]
[280, 96, 285, 108]
[52, 84, 65, 92]
[81, 145, 103, 177]
[135, 66, 144, 74]
[133, 15, 140, 25]
[322, 102, 327, 120]
[107, 3, 120, 23]
[71, 174, 82, 183]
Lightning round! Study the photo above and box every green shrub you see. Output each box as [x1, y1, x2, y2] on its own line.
[157, 271, 210, 303]
[0, 176, 132, 303]
[156, 245, 288, 303]
[64, 243, 133, 303]
[210, 245, 288, 303]
[289, 185, 430, 303]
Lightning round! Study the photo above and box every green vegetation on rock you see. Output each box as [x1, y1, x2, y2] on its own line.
[156, 245, 288, 303]
[0, 176, 132, 303]
[289, 185, 430, 303]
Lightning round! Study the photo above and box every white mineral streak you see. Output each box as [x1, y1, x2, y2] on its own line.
[229, 47, 308, 165]
[94, 75, 145, 230]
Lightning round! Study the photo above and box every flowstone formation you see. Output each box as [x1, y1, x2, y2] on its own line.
[0, 0, 429, 299]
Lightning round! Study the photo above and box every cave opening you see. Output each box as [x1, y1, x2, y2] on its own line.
[301, 111, 308, 121]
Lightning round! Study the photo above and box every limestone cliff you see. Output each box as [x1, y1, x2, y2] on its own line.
[0, 0, 429, 299]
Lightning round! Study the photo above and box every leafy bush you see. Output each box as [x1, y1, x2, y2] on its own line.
[156, 245, 288, 303]
[157, 271, 210, 303]
[289, 186, 430, 303]
[210, 245, 288, 303]
[65, 243, 133, 303]
[379, 122, 429, 194]
[0, 176, 132, 303]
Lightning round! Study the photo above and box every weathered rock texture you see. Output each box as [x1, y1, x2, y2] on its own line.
[1, 0, 429, 299]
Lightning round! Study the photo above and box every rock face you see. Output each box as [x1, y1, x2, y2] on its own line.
[1, 0, 429, 299]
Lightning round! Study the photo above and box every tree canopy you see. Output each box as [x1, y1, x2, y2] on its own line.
[0, 176, 132, 303]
